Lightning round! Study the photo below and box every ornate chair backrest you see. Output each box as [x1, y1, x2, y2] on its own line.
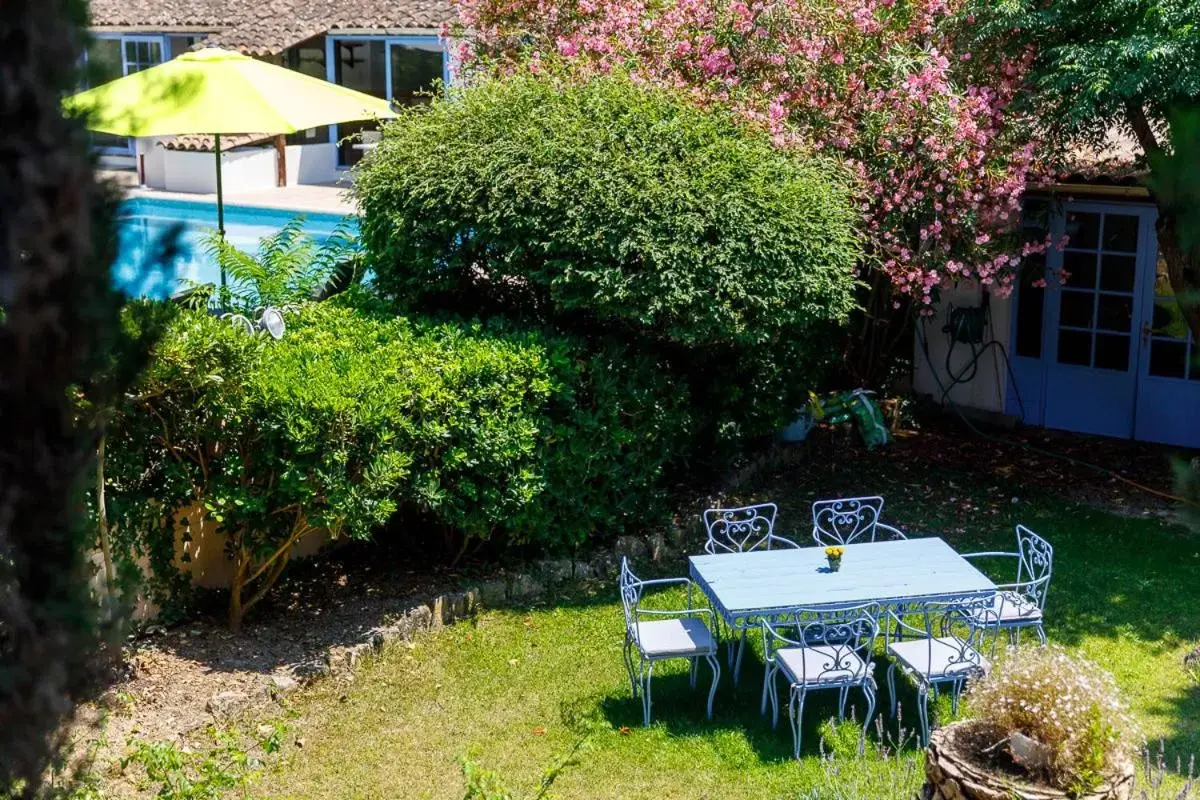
[894, 596, 998, 679]
[811, 496, 886, 546]
[703, 503, 780, 554]
[763, 604, 879, 685]
[618, 557, 644, 631]
[1015, 524, 1054, 610]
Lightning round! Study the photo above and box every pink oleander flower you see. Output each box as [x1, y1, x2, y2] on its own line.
[449, 0, 1049, 307]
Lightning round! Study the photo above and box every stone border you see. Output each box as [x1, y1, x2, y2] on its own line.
[236, 550, 643, 714]
[210, 446, 803, 716]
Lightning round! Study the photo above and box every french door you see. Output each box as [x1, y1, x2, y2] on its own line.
[1133, 252, 1200, 447]
[1013, 200, 1200, 448]
[1040, 205, 1150, 438]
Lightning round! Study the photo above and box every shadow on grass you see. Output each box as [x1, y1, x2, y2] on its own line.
[589, 646, 930, 762]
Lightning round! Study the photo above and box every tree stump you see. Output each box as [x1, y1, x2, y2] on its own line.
[921, 722, 1134, 800]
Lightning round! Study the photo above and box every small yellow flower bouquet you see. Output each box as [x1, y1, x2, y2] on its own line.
[824, 546, 844, 572]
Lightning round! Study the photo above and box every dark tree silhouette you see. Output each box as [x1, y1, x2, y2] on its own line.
[0, 1, 155, 794]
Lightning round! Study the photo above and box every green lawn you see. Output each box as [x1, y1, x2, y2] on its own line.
[257, 459, 1200, 799]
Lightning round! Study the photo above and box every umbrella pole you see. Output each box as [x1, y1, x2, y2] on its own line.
[215, 133, 226, 288]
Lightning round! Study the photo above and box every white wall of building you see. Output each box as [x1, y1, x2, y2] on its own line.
[286, 143, 338, 185]
[138, 140, 339, 193]
[912, 284, 1014, 415]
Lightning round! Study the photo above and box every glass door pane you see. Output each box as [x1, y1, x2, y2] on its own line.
[389, 43, 443, 107]
[335, 41, 386, 166]
[1134, 233, 1200, 448]
[1055, 211, 1139, 372]
[1146, 255, 1198, 379]
[1042, 206, 1146, 440]
[86, 39, 128, 151]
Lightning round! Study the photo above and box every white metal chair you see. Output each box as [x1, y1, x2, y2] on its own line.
[960, 524, 1053, 646]
[702, 503, 800, 684]
[761, 603, 880, 758]
[885, 596, 1000, 744]
[703, 503, 799, 554]
[619, 557, 720, 726]
[811, 496, 907, 546]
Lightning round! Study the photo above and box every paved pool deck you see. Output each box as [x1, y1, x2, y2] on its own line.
[99, 170, 356, 215]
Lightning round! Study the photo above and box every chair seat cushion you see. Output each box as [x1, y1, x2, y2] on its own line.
[887, 636, 988, 679]
[979, 591, 1043, 624]
[777, 645, 868, 685]
[633, 618, 716, 657]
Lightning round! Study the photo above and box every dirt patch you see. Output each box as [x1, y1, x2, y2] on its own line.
[742, 413, 1193, 524]
[71, 550, 465, 792]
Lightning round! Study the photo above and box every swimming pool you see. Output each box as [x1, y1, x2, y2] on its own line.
[115, 197, 359, 298]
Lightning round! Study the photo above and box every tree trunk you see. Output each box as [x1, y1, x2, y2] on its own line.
[97, 435, 115, 597]
[227, 521, 307, 631]
[228, 546, 248, 631]
[1154, 212, 1200, 346]
[1122, 102, 1200, 345]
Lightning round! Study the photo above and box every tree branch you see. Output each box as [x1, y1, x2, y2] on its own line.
[1124, 101, 1161, 156]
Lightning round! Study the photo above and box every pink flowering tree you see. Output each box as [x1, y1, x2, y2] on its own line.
[447, 0, 1051, 383]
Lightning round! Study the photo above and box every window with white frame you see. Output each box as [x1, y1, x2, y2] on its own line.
[84, 33, 206, 153]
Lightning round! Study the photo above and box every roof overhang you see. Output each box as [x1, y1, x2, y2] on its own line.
[1031, 183, 1151, 199]
[89, 25, 227, 34]
[328, 27, 442, 36]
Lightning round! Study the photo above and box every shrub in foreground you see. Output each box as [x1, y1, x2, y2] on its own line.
[356, 71, 862, 451]
[105, 301, 690, 625]
[965, 646, 1141, 793]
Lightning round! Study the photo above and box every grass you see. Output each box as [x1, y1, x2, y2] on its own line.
[256, 452, 1200, 799]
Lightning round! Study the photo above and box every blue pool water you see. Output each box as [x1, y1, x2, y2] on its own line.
[115, 197, 358, 298]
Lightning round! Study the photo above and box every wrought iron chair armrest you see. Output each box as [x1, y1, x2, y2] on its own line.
[883, 608, 927, 645]
[993, 576, 1047, 590]
[961, 551, 1019, 560]
[768, 533, 803, 550]
[760, 617, 804, 663]
[875, 522, 907, 540]
[634, 577, 696, 608]
[992, 574, 1051, 599]
[634, 607, 712, 621]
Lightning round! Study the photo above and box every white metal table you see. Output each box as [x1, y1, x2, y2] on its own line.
[688, 537, 997, 681]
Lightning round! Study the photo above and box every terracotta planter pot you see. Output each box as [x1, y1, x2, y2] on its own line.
[921, 722, 1134, 800]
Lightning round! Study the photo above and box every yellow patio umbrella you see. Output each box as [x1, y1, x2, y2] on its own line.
[65, 47, 395, 279]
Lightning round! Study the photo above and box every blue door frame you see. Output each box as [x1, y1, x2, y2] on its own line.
[1008, 200, 1200, 448]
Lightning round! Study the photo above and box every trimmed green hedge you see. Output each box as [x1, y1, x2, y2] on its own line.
[355, 72, 862, 447]
[105, 302, 690, 625]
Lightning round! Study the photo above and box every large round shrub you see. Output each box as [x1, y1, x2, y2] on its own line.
[356, 72, 860, 349]
[355, 72, 862, 449]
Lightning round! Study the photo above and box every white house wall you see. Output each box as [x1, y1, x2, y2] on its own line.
[285, 143, 338, 185]
[912, 285, 1014, 415]
[160, 146, 278, 194]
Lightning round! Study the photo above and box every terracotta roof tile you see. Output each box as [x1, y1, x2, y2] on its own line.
[160, 132, 276, 151]
[90, 0, 454, 55]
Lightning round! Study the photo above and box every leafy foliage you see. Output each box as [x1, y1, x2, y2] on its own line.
[357, 72, 858, 448]
[122, 724, 287, 800]
[359, 72, 858, 349]
[448, 0, 1052, 388]
[973, 0, 1200, 147]
[971, 0, 1200, 342]
[105, 301, 691, 625]
[196, 217, 359, 313]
